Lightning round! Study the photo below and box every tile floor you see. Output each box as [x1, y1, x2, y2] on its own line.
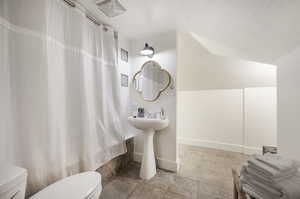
[100, 145, 249, 199]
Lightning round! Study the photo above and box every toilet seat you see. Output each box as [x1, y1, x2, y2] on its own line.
[29, 172, 102, 199]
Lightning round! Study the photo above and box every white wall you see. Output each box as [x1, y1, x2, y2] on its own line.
[177, 89, 244, 151]
[0, 26, 14, 163]
[276, 47, 300, 161]
[177, 32, 277, 154]
[244, 87, 277, 152]
[130, 32, 177, 171]
[118, 34, 135, 139]
[177, 32, 277, 91]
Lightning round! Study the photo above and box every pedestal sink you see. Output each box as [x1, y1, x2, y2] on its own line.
[128, 116, 169, 180]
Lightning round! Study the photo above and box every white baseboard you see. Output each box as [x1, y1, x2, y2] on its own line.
[243, 146, 262, 155]
[133, 152, 178, 172]
[178, 137, 261, 155]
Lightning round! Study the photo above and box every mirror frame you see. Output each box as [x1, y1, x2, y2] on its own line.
[132, 60, 171, 102]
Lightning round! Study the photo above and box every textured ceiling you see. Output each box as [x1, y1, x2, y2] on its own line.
[78, 0, 300, 63]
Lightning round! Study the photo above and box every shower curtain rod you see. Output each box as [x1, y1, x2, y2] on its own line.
[86, 14, 101, 26]
[63, 0, 76, 7]
[62, 0, 112, 29]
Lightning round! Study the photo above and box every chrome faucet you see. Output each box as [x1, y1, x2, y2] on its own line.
[160, 108, 165, 120]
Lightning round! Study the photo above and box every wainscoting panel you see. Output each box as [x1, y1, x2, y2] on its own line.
[244, 87, 277, 150]
[177, 87, 277, 155]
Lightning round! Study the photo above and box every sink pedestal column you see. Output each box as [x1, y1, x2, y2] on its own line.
[140, 129, 156, 180]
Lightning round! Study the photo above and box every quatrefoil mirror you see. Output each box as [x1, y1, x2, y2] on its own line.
[133, 61, 171, 102]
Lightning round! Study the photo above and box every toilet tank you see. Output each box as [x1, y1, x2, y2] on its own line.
[0, 165, 27, 199]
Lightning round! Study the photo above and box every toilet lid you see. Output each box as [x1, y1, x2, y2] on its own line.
[30, 172, 101, 199]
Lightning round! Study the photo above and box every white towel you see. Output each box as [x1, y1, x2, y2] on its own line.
[255, 154, 296, 171]
[243, 173, 282, 197]
[247, 165, 297, 183]
[241, 166, 283, 197]
[242, 183, 286, 199]
[276, 173, 300, 199]
[241, 164, 300, 199]
[248, 158, 297, 179]
[247, 167, 300, 199]
[248, 160, 297, 182]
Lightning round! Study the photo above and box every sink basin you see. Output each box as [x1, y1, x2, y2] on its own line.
[128, 116, 169, 131]
[128, 116, 169, 180]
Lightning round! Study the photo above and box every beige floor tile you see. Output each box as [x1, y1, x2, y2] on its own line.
[178, 144, 248, 199]
[128, 183, 166, 199]
[198, 179, 232, 198]
[145, 169, 176, 190]
[167, 176, 198, 199]
[163, 192, 189, 199]
[100, 178, 138, 199]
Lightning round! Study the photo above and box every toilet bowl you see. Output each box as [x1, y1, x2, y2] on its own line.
[0, 165, 102, 199]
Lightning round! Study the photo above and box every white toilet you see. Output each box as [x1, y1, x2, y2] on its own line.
[0, 165, 102, 199]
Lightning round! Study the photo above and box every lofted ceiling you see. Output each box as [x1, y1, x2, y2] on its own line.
[78, 0, 300, 64]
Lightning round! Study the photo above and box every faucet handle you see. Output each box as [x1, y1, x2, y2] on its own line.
[160, 108, 166, 120]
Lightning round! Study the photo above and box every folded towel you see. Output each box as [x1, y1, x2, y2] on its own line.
[248, 159, 298, 182]
[241, 164, 300, 199]
[242, 171, 282, 197]
[276, 173, 300, 199]
[242, 184, 265, 199]
[242, 183, 285, 199]
[241, 166, 283, 196]
[248, 158, 297, 179]
[247, 165, 297, 183]
[254, 154, 296, 172]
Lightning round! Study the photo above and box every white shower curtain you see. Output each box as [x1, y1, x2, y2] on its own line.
[0, 0, 126, 195]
